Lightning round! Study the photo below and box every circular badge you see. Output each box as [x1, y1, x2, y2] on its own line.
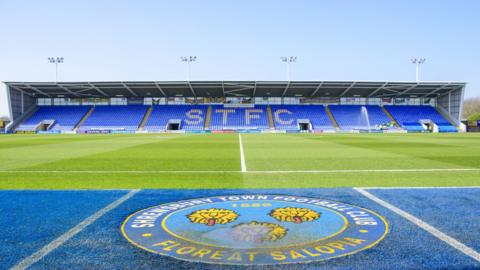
[122, 195, 388, 265]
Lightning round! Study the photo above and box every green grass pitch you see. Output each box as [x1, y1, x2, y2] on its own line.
[0, 133, 479, 189]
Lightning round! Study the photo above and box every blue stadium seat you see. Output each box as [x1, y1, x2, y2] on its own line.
[17, 106, 91, 131]
[15, 104, 458, 133]
[270, 105, 334, 131]
[80, 105, 148, 131]
[144, 105, 208, 131]
[385, 105, 457, 132]
[329, 105, 392, 130]
[209, 105, 269, 130]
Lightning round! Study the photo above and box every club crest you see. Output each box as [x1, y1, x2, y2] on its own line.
[122, 195, 388, 265]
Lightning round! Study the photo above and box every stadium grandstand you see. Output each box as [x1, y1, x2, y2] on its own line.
[3, 81, 466, 134]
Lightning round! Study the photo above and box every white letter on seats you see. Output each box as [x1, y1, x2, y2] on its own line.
[216, 109, 235, 125]
[245, 109, 262, 125]
[275, 109, 293, 125]
[185, 109, 203, 125]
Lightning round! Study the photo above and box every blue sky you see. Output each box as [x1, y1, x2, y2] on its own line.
[1, 0, 479, 117]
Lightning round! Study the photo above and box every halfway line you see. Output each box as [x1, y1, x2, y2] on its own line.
[354, 188, 480, 263]
[10, 189, 141, 270]
[239, 133, 247, 172]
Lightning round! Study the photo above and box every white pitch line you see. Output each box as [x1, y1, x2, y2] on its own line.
[239, 133, 247, 172]
[359, 186, 480, 190]
[246, 168, 480, 173]
[10, 189, 140, 270]
[1, 168, 480, 174]
[354, 188, 480, 263]
[0, 170, 240, 174]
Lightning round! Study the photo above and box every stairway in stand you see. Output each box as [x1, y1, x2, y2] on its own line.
[204, 106, 212, 129]
[266, 105, 275, 129]
[138, 106, 153, 131]
[381, 106, 401, 128]
[434, 106, 460, 131]
[325, 105, 340, 131]
[11, 106, 38, 132]
[73, 107, 95, 131]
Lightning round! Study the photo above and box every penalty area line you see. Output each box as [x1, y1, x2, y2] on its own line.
[10, 189, 141, 270]
[354, 188, 480, 263]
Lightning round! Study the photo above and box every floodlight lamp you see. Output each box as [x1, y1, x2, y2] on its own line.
[411, 58, 426, 65]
